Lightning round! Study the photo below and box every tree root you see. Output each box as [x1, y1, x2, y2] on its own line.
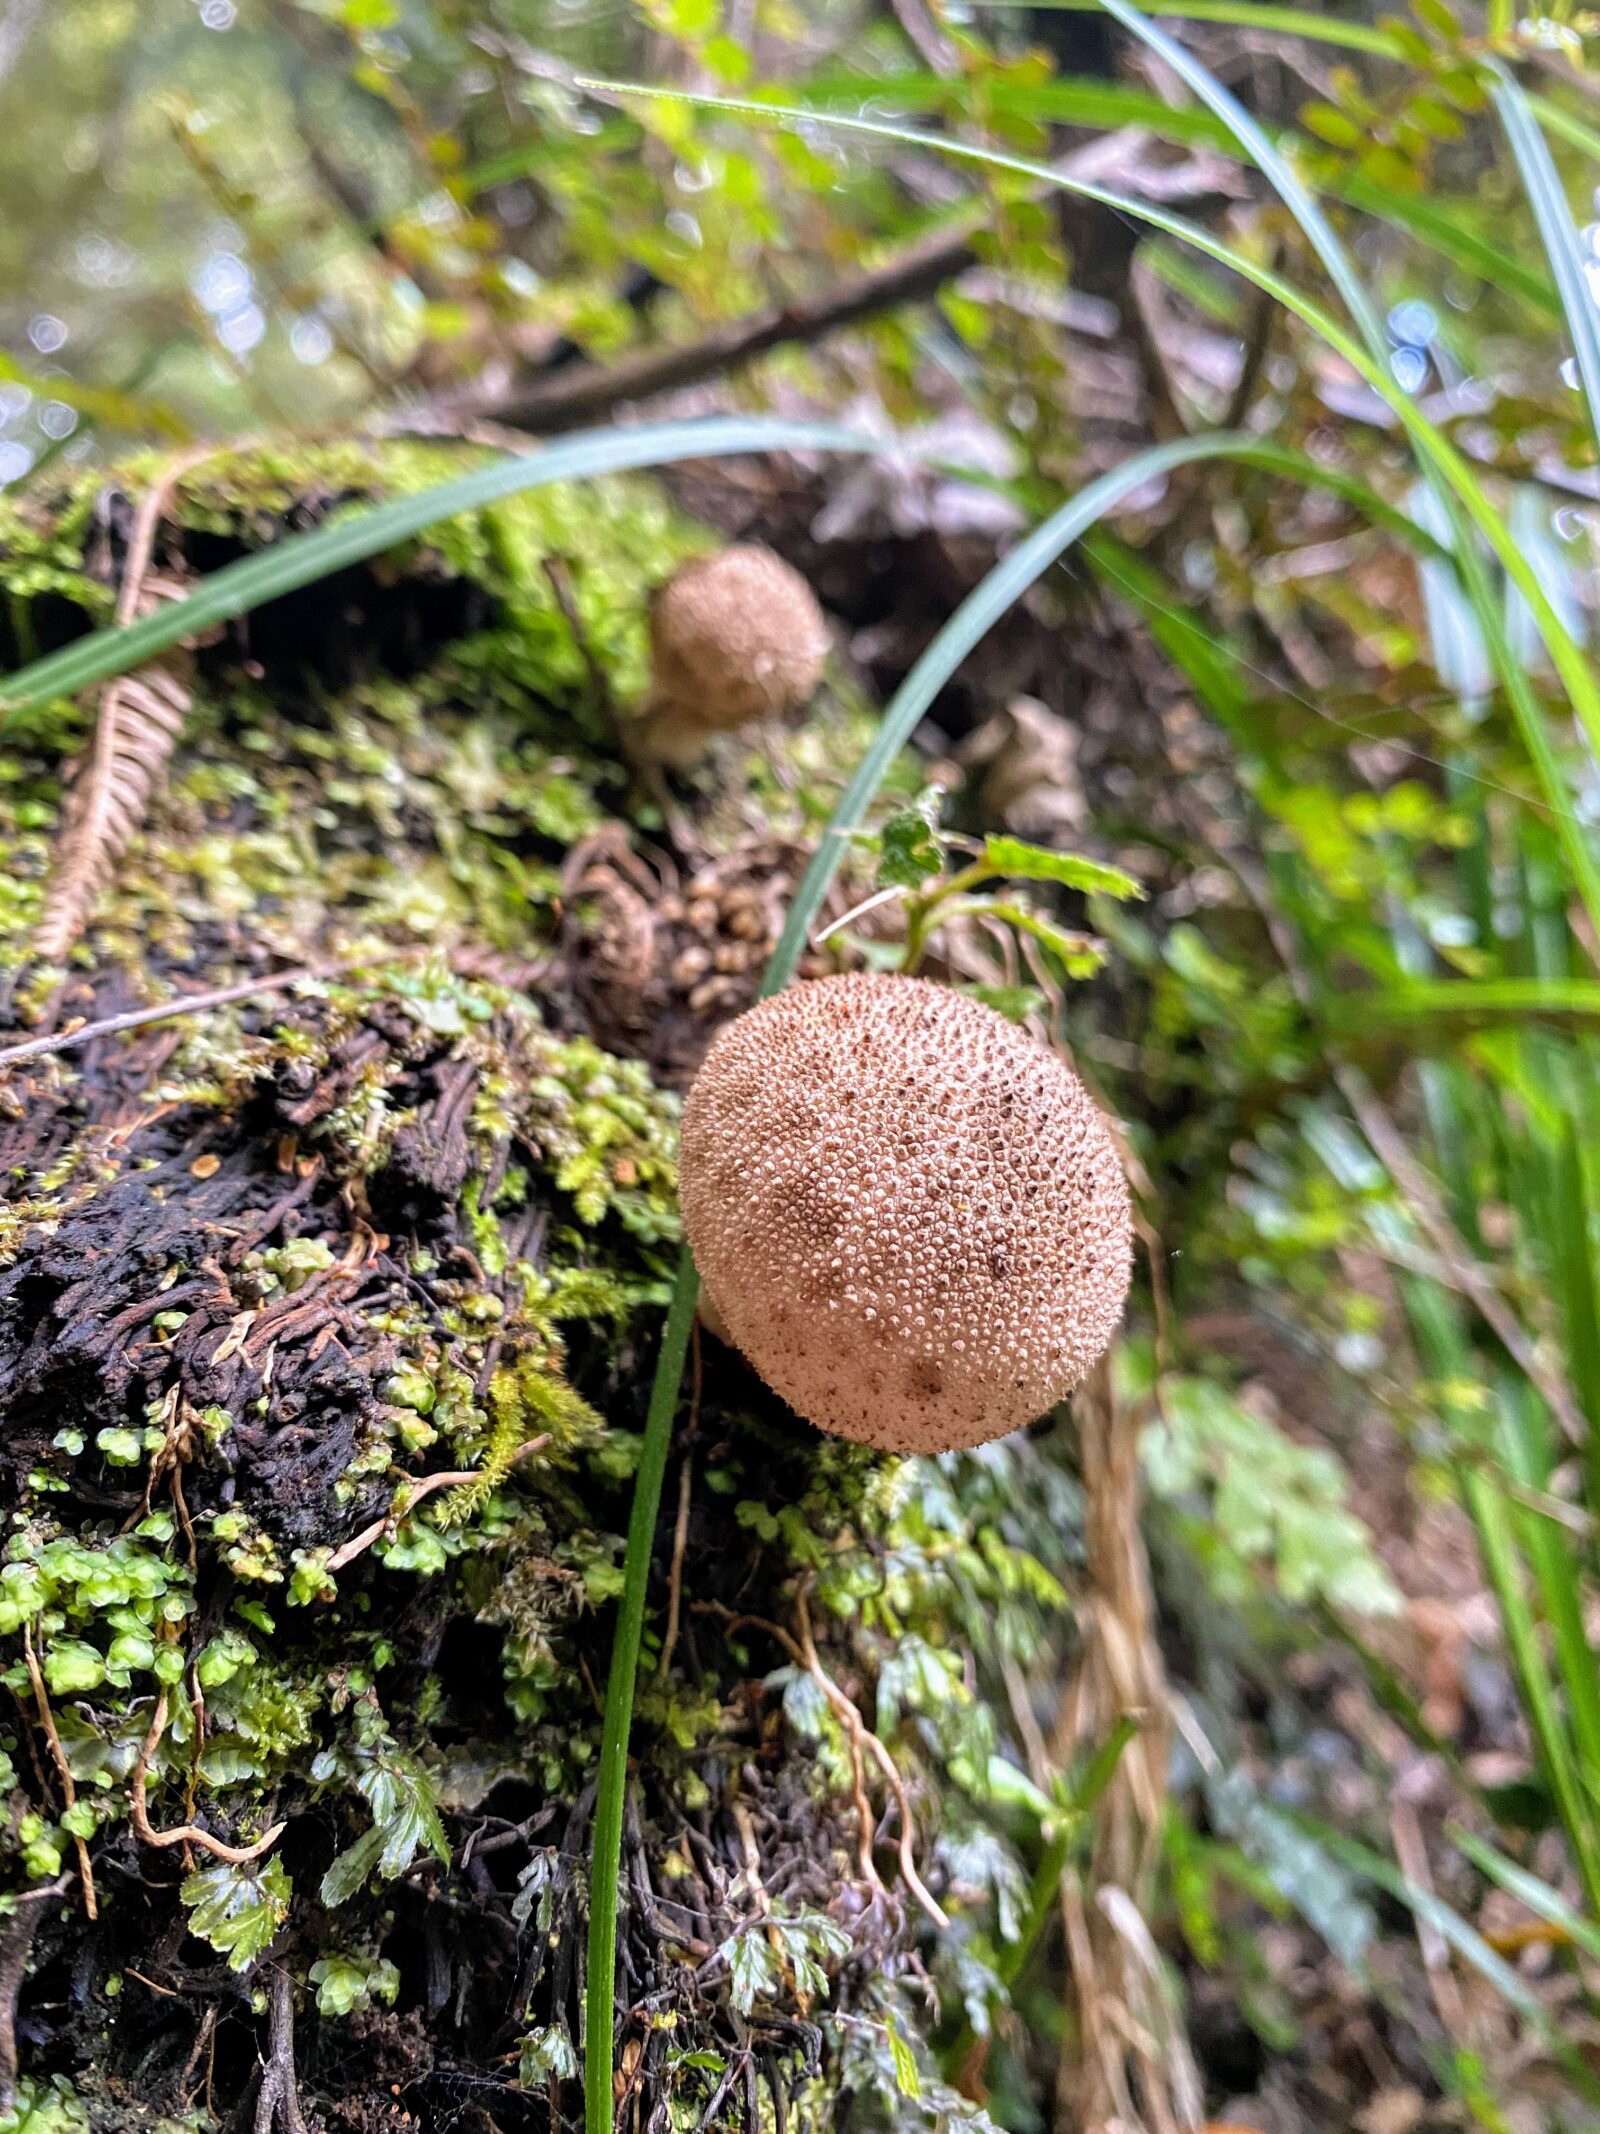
[19, 1625, 96, 1919]
[254, 1971, 310, 2134]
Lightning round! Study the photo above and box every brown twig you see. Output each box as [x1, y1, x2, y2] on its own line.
[0, 1875, 71, 2113]
[465, 218, 982, 432]
[130, 1684, 285, 1865]
[797, 1593, 948, 1928]
[20, 1624, 97, 1919]
[0, 965, 315, 1072]
[658, 1448, 695, 1681]
[254, 1970, 309, 2134]
[324, 1435, 551, 1572]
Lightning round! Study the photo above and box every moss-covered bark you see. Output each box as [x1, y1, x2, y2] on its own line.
[0, 447, 1072, 2134]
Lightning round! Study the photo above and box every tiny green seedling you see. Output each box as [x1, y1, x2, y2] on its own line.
[825, 790, 1145, 989]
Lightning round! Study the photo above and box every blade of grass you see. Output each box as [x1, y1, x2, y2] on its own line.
[1493, 1379, 1600, 1837]
[1452, 1825, 1600, 1964]
[1493, 70, 1600, 463]
[0, 416, 889, 718]
[1093, 0, 1387, 356]
[974, 0, 1408, 58]
[1362, 978, 1600, 1027]
[583, 1252, 699, 2134]
[806, 66, 1555, 314]
[1435, 1464, 1600, 1915]
[1302, 1815, 1600, 2103]
[1529, 92, 1600, 169]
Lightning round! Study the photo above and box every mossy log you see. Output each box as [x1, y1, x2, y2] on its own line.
[0, 447, 1072, 2134]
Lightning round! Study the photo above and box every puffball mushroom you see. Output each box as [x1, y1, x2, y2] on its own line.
[635, 543, 831, 767]
[679, 972, 1133, 1453]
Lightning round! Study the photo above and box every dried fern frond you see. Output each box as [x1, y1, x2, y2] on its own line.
[33, 453, 212, 964]
[34, 654, 193, 962]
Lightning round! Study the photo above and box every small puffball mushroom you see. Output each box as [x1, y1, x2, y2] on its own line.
[636, 544, 831, 767]
[679, 972, 1133, 1453]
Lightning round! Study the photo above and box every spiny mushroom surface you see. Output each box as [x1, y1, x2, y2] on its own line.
[637, 543, 830, 766]
[678, 972, 1133, 1452]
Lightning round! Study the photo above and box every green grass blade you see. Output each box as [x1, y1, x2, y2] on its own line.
[1528, 91, 1600, 168]
[1305, 1816, 1600, 2100]
[974, 0, 1406, 57]
[1093, 0, 1388, 358]
[1494, 1380, 1600, 1845]
[1460, 1461, 1600, 1913]
[0, 416, 889, 719]
[808, 67, 1553, 314]
[1337, 173, 1557, 314]
[1364, 978, 1600, 1029]
[1493, 70, 1600, 463]
[769, 431, 1426, 986]
[584, 1254, 699, 2134]
[1452, 1825, 1600, 1962]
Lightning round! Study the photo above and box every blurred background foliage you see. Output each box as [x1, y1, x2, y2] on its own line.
[10, 0, 1600, 2130]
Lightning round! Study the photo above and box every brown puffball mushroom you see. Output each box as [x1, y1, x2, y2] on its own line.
[635, 544, 831, 767]
[678, 972, 1133, 1453]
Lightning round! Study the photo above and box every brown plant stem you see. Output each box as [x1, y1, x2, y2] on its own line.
[20, 1624, 97, 1919]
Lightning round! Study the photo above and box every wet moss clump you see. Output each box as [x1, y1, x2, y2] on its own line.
[0, 444, 1071, 2134]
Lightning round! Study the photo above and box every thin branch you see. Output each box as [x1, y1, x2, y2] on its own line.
[131, 1685, 285, 1866]
[324, 1435, 551, 1572]
[464, 218, 982, 432]
[20, 1624, 96, 1919]
[0, 965, 315, 1072]
[254, 1970, 309, 2134]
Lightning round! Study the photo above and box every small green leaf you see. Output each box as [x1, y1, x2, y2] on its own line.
[883, 2010, 921, 2099]
[181, 1857, 290, 1972]
[320, 1824, 385, 1909]
[43, 1640, 104, 1695]
[720, 1927, 781, 2015]
[877, 807, 944, 891]
[962, 982, 1046, 1024]
[982, 836, 1143, 900]
[520, 2023, 579, 2084]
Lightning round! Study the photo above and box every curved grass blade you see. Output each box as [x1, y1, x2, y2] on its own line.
[1364, 978, 1600, 1028]
[0, 417, 890, 720]
[1452, 1824, 1600, 1963]
[1093, 0, 1388, 358]
[801, 68, 1555, 316]
[584, 423, 1470, 2134]
[1494, 69, 1600, 463]
[975, 0, 1407, 57]
[1302, 1817, 1600, 2103]
[1531, 92, 1600, 169]
[580, 82, 1600, 923]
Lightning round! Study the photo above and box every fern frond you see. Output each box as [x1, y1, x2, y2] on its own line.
[34, 454, 212, 963]
[34, 655, 192, 961]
